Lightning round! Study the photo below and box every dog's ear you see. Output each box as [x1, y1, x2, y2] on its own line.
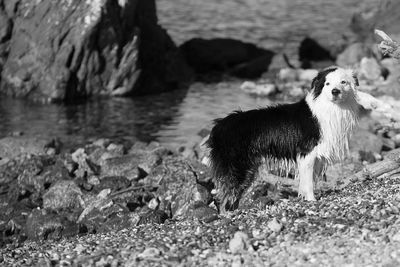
[311, 71, 325, 90]
[310, 67, 337, 99]
[352, 72, 359, 87]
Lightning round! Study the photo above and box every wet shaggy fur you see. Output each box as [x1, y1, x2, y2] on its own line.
[207, 100, 320, 210]
[207, 67, 359, 211]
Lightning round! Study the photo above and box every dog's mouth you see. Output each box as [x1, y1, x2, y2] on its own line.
[332, 95, 343, 102]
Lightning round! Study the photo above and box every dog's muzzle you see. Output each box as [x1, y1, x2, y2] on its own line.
[331, 88, 340, 96]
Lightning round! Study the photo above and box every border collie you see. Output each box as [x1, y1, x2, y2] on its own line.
[207, 67, 359, 211]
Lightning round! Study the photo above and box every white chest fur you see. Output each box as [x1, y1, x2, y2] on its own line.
[306, 93, 358, 163]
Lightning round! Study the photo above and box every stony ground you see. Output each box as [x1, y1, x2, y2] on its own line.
[2, 170, 400, 267]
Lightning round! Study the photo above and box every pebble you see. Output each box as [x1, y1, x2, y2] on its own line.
[138, 247, 161, 258]
[298, 69, 318, 81]
[391, 232, 400, 242]
[229, 232, 249, 254]
[268, 218, 283, 233]
[278, 68, 298, 82]
[240, 81, 277, 96]
[148, 198, 159, 210]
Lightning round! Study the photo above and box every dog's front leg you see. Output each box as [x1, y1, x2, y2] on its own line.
[297, 153, 317, 201]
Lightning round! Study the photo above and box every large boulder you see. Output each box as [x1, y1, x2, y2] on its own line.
[0, 0, 192, 102]
[179, 38, 275, 80]
[42, 180, 83, 212]
[25, 209, 80, 241]
[350, 0, 400, 42]
[298, 37, 335, 69]
[336, 43, 372, 67]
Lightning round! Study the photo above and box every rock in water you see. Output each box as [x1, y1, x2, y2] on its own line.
[0, 0, 192, 102]
[298, 37, 334, 69]
[179, 38, 274, 80]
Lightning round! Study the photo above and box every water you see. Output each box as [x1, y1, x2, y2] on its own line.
[0, 1, 378, 149]
[0, 81, 271, 149]
[157, 0, 377, 56]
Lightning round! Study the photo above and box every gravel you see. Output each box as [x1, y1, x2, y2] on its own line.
[2, 171, 400, 266]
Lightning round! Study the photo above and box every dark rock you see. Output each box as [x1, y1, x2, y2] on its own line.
[44, 138, 63, 155]
[0, 199, 33, 243]
[100, 155, 141, 181]
[146, 156, 213, 218]
[79, 203, 134, 233]
[132, 0, 193, 96]
[1, 155, 60, 202]
[94, 176, 131, 193]
[25, 209, 79, 241]
[137, 210, 169, 225]
[0, 0, 192, 102]
[191, 202, 219, 223]
[382, 138, 396, 151]
[358, 151, 376, 163]
[42, 180, 83, 212]
[179, 38, 274, 80]
[101, 144, 165, 180]
[298, 37, 334, 69]
[64, 159, 78, 176]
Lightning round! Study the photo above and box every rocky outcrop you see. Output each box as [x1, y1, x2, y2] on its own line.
[0, 0, 192, 102]
[350, 0, 400, 42]
[179, 38, 275, 81]
[0, 136, 216, 246]
[298, 37, 335, 69]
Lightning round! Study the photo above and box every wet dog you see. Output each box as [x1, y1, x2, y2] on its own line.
[207, 67, 359, 211]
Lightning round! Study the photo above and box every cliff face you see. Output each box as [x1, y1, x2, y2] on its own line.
[351, 0, 400, 42]
[0, 0, 192, 102]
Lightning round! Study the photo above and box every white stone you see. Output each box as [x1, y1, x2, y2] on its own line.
[229, 231, 249, 254]
[359, 57, 381, 81]
[278, 68, 298, 82]
[267, 218, 283, 233]
[240, 81, 276, 96]
[298, 69, 318, 82]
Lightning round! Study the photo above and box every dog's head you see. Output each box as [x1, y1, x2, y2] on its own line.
[311, 67, 359, 104]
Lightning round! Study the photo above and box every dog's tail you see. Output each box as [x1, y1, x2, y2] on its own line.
[206, 134, 257, 212]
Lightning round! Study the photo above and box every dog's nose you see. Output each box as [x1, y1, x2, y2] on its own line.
[331, 88, 340, 96]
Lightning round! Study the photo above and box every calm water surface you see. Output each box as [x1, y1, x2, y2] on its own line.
[0, 1, 378, 149]
[0, 82, 270, 149]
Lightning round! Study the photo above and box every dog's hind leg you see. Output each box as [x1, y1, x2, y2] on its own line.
[297, 152, 317, 201]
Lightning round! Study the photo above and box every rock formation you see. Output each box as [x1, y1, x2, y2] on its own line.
[0, 0, 192, 102]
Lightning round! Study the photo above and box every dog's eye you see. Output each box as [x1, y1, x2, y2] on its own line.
[325, 82, 330, 86]
[341, 80, 347, 84]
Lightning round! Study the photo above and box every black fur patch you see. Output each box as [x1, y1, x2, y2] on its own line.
[352, 73, 359, 86]
[207, 99, 321, 210]
[311, 67, 337, 99]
